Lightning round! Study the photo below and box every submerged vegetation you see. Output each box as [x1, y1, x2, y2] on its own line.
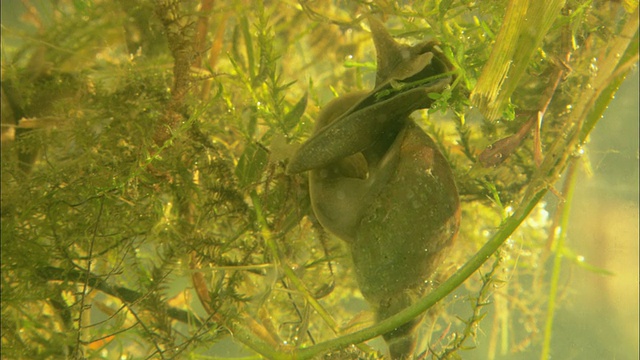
[1, 0, 637, 359]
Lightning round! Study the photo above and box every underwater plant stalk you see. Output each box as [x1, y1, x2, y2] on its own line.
[541, 160, 578, 360]
[292, 188, 547, 359]
[290, 10, 640, 360]
[250, 191, 376, 356]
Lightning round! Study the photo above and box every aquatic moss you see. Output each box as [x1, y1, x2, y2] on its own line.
[1, 0, 637, 359]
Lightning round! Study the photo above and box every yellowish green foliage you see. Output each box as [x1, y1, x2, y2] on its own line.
[1, 0, 636, 359]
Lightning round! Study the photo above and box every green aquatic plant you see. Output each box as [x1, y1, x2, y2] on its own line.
[1, 1, 637, 359]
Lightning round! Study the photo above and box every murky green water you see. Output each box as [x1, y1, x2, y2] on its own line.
[1, 1, 637, 359]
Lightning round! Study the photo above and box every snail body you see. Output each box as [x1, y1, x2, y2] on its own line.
[287, 17, 460, 358]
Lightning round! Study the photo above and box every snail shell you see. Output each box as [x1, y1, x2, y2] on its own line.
[287, 17, 460, 359]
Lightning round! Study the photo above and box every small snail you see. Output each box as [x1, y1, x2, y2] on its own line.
[287, 17, 460, 359]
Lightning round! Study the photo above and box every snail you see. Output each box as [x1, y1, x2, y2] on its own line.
[287, 17, 460, 359]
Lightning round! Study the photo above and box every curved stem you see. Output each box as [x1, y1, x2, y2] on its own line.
[250, 191, 376, 357]
[251, 191, 342, 333]
[291, 12, 638, 359]
[284, 9, 640, 359]
[293, 188, 547, 359]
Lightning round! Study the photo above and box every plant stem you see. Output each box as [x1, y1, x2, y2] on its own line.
[293, 188, 548, 359]
[250, 191, 342, 332]
[289, 23, 639, 349]
[250, 191, 376, 357]
[540, 159, 578, 360]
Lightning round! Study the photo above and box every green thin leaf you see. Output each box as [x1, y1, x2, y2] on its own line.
[235, 143, 268, 187]
[282, 92, 308, 132]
